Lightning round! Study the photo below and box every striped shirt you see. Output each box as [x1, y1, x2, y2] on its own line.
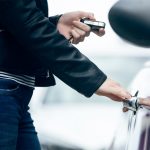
[0, 71, 35, 87]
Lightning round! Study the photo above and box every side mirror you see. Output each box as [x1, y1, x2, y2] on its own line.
[108, 0, 150, 47]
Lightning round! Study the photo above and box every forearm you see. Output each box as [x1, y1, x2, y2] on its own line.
[52, 52, 107, 97]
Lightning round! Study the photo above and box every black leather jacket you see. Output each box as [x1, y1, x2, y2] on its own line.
[0, 0, 107, 97]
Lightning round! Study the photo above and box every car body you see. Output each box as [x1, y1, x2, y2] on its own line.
[109, 61, 150, 150]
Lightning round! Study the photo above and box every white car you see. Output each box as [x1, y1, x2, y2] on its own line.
[109, 61, 150, 150]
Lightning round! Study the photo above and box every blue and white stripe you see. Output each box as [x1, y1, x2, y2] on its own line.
[0, 71, 35, 87]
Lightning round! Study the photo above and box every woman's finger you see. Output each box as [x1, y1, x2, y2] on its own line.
[138, 98, 150, 107]
[122, 107, 129, 112]
[92, 28, 105, 37]
[70, 30, 84, 44]
[72, 21, 91, 33]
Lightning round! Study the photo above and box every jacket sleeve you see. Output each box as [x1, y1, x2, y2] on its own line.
[49, 15, 62, 26]
[0, 0, 107, 97]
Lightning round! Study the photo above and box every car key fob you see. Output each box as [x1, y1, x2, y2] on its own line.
[80, 18, 106, 31]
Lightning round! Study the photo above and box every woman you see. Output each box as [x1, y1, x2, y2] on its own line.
[0, 0, 131, 149]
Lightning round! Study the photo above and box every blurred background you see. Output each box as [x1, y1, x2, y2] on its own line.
[30, 0, 150, 149]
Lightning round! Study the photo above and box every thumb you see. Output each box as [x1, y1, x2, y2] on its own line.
[122, 107, 129, 112]
[78, 11, 95, 20]
[138, 97, 150, 107]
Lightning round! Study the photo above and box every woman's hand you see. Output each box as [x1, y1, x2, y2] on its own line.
[95, 78, 132, 101]
[57, 11, 105, 44]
